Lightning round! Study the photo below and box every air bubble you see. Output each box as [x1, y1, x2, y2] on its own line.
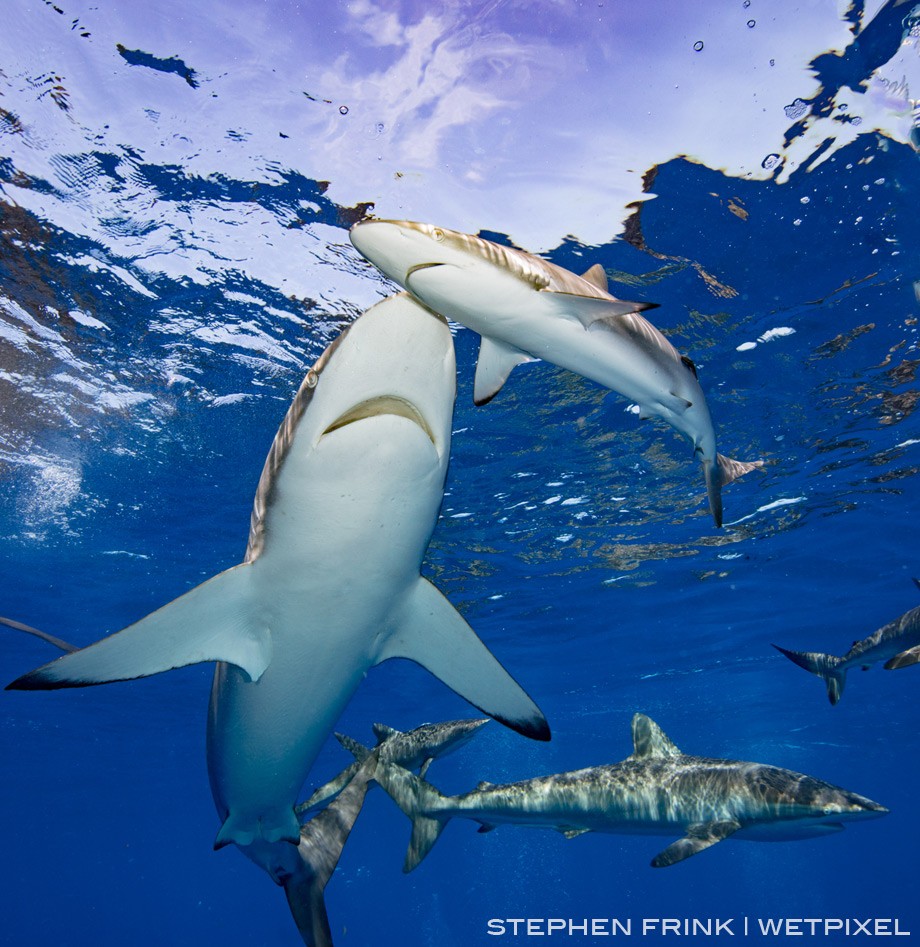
[743, 0, 750, 6]
[375, 122, 385, 133]
[339, 105, 349, 115]
[762, 153, 780, 170]
[747, 19, 756, 27]
[800, 196, 810, 204]
[693, 40, 704, 51]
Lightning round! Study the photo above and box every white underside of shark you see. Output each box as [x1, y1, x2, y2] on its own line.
[349, 220, 762, 526]
[7, 293, 548, 902]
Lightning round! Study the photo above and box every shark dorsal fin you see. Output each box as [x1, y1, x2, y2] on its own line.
[475, 780, 494, 791]
[372, 723, 401, 744]
[631, 714, 681, 759]
[580, 263, 609, 293]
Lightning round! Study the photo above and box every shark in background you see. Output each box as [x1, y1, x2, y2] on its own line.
[774, 580, 920, 704]
[5, 293, 549, 945]
[349, 219, 762, 527]
[375, 713, 887, 871]
[298, 718, 489, 813]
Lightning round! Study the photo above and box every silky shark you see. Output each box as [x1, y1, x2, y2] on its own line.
[375, 713, 886, 871]
[774, 580, 920, 704]
[298, 718, 489, 813]
[349, 219, 762, 527]
[6, 293, 549, 943]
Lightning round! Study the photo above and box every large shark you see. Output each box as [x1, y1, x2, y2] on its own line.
[375, 713, 886, 871]
[299, 718, 489, 813]
[6, 292, 549, 942]
[774, 581, 920, 704]
[349, 219, 762, 527]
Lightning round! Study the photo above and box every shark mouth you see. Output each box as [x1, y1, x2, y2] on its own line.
[322, 395, 437, 446]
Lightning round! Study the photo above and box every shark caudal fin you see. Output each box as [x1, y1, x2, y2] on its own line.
[374, 762, 449, 872]
[283, 754, 378, 947]
[6, 564, 271, 691]
[376, 577, 550, 742]
[703, 454, 764, 528]
[773, 645, 847, 705]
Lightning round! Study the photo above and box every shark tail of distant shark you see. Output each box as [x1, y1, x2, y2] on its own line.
[374, 761, 449, 872]
[296, 734, 371, 813]
[283, 754, 378, 947]
[772, 644, 847, 705]
[704, 454, 765, 528]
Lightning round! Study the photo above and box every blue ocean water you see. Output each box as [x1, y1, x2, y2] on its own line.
[1, 1, 918, 944]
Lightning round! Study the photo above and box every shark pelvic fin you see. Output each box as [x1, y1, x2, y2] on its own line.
[773, 645, 847, 704]
[885, 645, 920, 670]
[562, 827, 592, 839]
[631, 714, 682, 759]
[651, 820, 742, 868]
[542, 291, 659, 328]
[374, 762, 448, 872]
[214, 805, 301, 850]
[473, 336, 537, 405]
[377, 578, 550, 742]
[7, 564, 271, 691]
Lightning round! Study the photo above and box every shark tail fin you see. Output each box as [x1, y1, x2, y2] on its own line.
[703, 454, 765, 527]
[283, 754, 377, 947]
[374, 762, 449, 872]
[773, 645, 847, 705]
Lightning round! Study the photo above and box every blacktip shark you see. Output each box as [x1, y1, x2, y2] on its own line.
[298, 718, 489, 813]
[774, 580, 920, 704]
[6, 293, 549, 944]
[349, 219, 762, 527]
[375, 713, 886, 872]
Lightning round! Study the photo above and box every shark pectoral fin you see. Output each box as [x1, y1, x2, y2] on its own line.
[542, 291, 658, 328]
[651, 820, 741, 868]
[377, 578, 550, 742]
[885, 645, 920, 670]
[7, 564, 270, 691]
[477, 823, 497, 834]
[419, 758, 433, 779]
[0, 615, 78, 653]
[473, 336, 537, 406]
[561, 827, 591, 840]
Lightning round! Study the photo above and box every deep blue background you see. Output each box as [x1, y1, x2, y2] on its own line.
[2, 3, 919, 942]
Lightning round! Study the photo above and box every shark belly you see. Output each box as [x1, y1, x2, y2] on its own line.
[207, 412, 446, 860]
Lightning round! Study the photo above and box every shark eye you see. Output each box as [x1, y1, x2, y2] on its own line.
[431, 228, 445, 242]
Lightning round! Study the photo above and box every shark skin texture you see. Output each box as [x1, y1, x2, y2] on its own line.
[298, 718, 490, 813]
[5, 293, 549, 945]
[349, 219, 762, 527]
[774, 579, 920, 704]
[375, 713, 887, 872]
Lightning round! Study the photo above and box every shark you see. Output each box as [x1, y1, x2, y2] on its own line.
[774, 581, 920, 704]
[5, 292, 549, 943]
[349, 219, 762, 527]
[375, 713, 887, 871]
[298, 718, 489, 813]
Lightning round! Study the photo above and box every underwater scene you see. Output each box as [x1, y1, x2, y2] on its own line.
[2, 0, 919, 944]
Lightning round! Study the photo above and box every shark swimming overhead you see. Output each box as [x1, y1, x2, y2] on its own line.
[6, 292, 548, 944]
[349, 219, 762, 527]
[774, 581, 920, 704]
[299, 718, 489, 813]
[375, 713, 887, 871]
